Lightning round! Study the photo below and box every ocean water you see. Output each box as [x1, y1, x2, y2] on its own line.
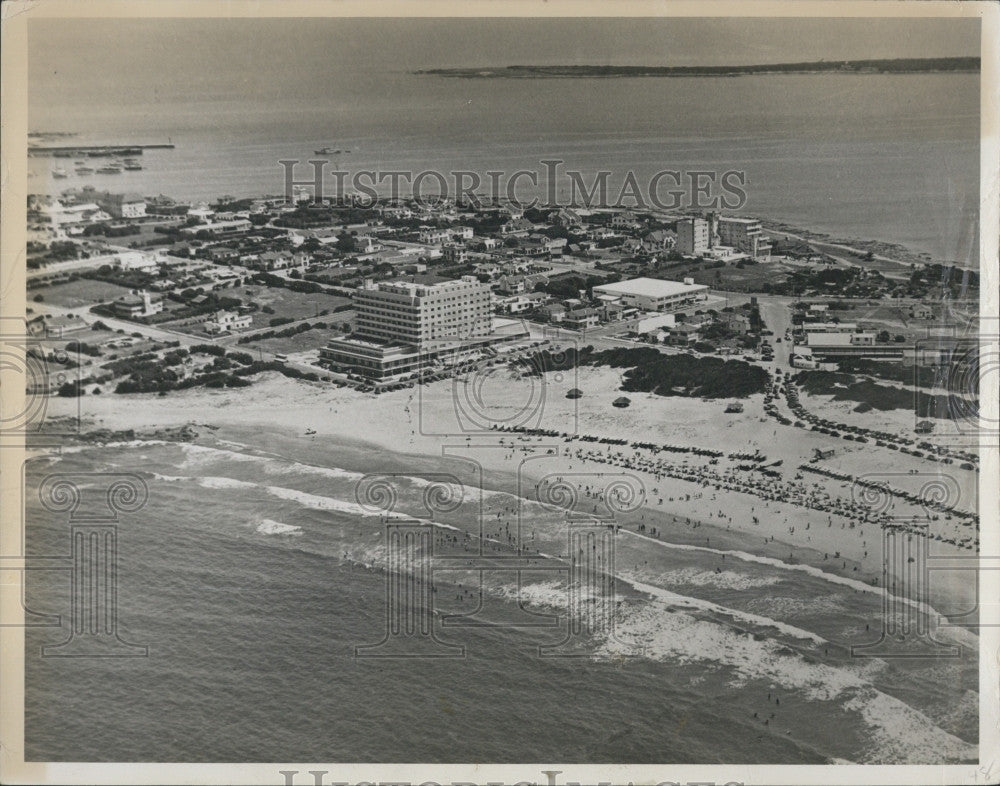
[29, 72, 980, 263]
[23, 436, 978, 763]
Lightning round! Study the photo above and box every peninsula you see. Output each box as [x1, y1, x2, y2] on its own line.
[414, 56, 980, 79]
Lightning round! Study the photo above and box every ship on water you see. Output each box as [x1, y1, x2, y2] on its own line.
[51, 167, 68, 179]
[96, 160, 124, 174]
[123, 158, 143, 170]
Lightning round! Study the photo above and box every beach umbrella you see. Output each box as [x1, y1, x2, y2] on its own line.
[566, 388, 583, 399]
[612, 396, 631, 408]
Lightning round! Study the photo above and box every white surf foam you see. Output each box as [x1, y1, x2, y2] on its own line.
[660, 566, 783, 591]
[627, 577, 827, 644]
[624, 530, 978, 650]
[255, 519, 302, 536]
[602, 590, 976, 764]
[843, 688, 977, 764]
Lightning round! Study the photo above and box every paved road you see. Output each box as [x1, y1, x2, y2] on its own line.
[38, 302, 329, 388]
[39, 303, 205, 346]
[763, 228, 918, 281]
[27, 254, 117, 280]
[753, 295, 796, 368]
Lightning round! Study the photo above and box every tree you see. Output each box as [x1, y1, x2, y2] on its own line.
[877, 330, 891, 343]
[57, 380, 82, 397]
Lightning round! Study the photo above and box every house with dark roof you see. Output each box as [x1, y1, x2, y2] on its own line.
[499, 217, 534, 237]
[643, 229, 677, 252]
[549, 208, 582, 229]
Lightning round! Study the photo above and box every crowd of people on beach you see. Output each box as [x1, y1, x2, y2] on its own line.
[489, 415, 979, 561]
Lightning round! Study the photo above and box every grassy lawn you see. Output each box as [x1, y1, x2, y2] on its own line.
[92, 223, 179, 249]
[33, 279, 134, 309]
[229, 285, 352, 328]
[680, 259, 799, 291]
[69, 328, 120, 346]
[237, 328, 343, 356]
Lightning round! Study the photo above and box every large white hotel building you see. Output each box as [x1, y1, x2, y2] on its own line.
[321, 276, 527, 380]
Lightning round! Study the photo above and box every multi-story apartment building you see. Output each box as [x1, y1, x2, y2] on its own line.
[676, 217, 710, 256]
[716, 216, 772, 258]
[96, 191, 147, 219]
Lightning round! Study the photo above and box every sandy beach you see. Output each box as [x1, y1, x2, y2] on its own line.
[40, 365, 979, 617]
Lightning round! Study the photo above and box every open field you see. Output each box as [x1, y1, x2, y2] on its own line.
[678, 259, 803, 291]
[30, 278, 133, 308]
[235, 327, 343, 356]
[228, 285, 352, 327]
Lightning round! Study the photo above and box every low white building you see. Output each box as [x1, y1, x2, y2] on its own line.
[705, 245, 744, 262]
[593, 277, 709, 312]
[610, 211, 641, 230]
[244, 250, 310, 271]
[181, 218, 252, 235]
[418, 228, 452, 245]
[354, 235, 383, 254]
[496, 292, 548, 315]
[187, 203, 216, 222]
[634, 313, 677, 334]
[112, 289, 163, 318]
[203, 310, 253, 334]
[114, 251, 159, 272]
[588, 227, 618, 241]
[802, 322, 858, 334]
[800, 331, 908, 362]
[806, 332, 875, 348]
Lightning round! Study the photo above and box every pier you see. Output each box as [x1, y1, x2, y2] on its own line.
[28, 143, 175, 157]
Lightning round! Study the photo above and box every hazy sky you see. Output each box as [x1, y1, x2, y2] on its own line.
[29, 17, 980, 111]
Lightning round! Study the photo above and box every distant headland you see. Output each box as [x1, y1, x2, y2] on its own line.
[413, 57, 980, 79]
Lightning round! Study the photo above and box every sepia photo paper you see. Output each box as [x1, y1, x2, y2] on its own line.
[1, 2, 998, 785]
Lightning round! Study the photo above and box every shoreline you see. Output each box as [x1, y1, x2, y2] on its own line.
[35, 369, 979, 621]
[29, 154, 976, 272]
